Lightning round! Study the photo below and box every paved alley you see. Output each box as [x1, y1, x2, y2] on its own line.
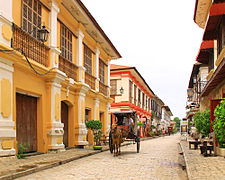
[17, 134, 187, 180]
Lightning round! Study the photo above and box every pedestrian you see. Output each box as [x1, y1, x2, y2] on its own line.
[162, 128, 166, 137]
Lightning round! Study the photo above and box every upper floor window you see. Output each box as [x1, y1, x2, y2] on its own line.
[129, 80, 133, 103]
[217, 16, 225, 56]
[110, 80, 117, 95]
[61, 23, 72, 61]
[138, 89, 141, 107]
[22, 0, 42, 39]
[84, 45, 92, 75]
[134, 84, 137, 105]
[142, 93, 145, 108]
[99, 59, 105, 83]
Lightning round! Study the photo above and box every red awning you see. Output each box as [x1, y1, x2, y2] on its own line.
[203, 2, 225, 40]
[196, 40, 214, 63]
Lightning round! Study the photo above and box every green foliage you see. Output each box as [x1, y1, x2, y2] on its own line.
[17, 143, 28, 159]
[151, 111, 154, 122]
[213, 99, 225, 148]
[85, 120, 102, 131]
[193, 109, 210, 137]
[173, 117, 181, 128]
[137, 121, 144, 126]
[173, 128, 177, 134]
[85, 120, 103, 146]
[151, 125, 156, 129]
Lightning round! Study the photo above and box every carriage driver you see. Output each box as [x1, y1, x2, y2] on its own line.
[123, 114, 134, 132]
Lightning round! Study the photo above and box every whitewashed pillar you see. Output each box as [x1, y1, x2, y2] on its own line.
[0, 58, 15, 156]
[74, 85, 89, 146]
[94, 98, 100, 120]
[95, 48, 100, 92]
[106, 102, 111, 133]
[49, 0, 61, 68]
[107, 61, 111, 97]
[76, 29, 85, 83]
[47, 71, 66, 151]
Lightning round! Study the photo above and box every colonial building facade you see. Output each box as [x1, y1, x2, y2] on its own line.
[110, 64, 153, 121]
[190, 0, 225, 119]
[0, 0, 121, 156]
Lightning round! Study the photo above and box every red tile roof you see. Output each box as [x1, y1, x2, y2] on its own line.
[110, 64, 133, 70]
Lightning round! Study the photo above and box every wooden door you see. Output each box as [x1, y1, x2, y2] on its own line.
[16, 93, 37, 153]
[61, 101, 68, 147]
[210, 99, 222, 132]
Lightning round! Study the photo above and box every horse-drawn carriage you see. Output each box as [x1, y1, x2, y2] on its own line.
[109, 111, 140, 155]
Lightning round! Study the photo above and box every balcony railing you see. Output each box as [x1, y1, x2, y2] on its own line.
[196, 80, 208, 94]
[99, 81, 107, 96]
[59, 55, 78, 81]
[11, 24, 49, 67]
[85, 72, 96, 90]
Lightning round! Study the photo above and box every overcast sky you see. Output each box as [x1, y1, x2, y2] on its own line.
[84, 0, 204, 119]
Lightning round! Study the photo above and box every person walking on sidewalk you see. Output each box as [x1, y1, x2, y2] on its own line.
[162, 128, 166, 137]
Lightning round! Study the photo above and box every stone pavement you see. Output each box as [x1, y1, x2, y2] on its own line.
[0, 137, 153, 180]
[17, 134, 186, 180]
[180, 139, 225, 180]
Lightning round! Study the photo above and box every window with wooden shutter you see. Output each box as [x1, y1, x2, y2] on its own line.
[110, 80, 117, 95]
[22, 0, 42, 39]
[129, 80, 133, 103]
[134, 85, 137, 105]
[61, 23, 72, 61]
[99, 59, 105, 84]
[138, 89, 141, 107]
[84, 45, 92, 75]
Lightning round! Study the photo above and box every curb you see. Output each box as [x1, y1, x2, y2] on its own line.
[179, 141, 190, 180]
[0, 137, 155, 180]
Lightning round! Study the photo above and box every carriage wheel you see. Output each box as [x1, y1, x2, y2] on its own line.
[109, 131, 113, 153]
[136, 130, 140, 153]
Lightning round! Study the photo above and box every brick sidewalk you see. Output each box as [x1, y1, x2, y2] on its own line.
[180, 140, 225, 180]
[0, 137, 154, 180]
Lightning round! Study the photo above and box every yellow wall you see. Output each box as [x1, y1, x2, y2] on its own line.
[13, 65, 49, 153]
[12, 0, 22, 26]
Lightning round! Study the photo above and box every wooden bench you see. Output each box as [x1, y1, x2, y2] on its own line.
[200, 141, 213, 156]
[188, 140, 201, 149]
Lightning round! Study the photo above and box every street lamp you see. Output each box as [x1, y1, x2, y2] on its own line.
[38, 25, 49, 43]
[120, 87, 124, 94]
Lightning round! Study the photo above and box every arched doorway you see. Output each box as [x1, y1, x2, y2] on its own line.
[61, 101, 69, 147]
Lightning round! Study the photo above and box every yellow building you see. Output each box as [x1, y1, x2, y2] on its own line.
[0, 0, 121, 156]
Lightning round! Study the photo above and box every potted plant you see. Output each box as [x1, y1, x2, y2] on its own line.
[213, 99, 225, 156]
[85, 120, 103, 150]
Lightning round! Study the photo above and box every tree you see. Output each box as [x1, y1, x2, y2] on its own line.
[85, 120, 102, 146]
[193, 109, 210, 138]
[213, 99, 225, 148]
[173, 117, 181, 128]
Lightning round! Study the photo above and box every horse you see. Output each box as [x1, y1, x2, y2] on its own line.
[111, 126, 122, 156]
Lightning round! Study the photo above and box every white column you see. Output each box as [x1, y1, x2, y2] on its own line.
[94, 98, 99, 120]
[107, 61, 111, 97]
[0, 57, 15, 156]
[47, 72, 66, 151]
[106, 102, 111, 133]
[49, 0, 61, 68]
[74, 85, 89, 146]
[95, 48, 100, 91]
[76, 29, 85, 83]
[0, 0, 13, 47]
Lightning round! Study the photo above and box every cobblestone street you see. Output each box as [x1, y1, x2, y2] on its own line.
[17, 134, 187, 180]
